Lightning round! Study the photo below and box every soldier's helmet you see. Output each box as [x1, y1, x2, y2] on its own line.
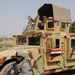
[16, 50, 25, 58]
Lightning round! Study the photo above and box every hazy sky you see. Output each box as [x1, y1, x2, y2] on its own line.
[0, 0, 75, 37]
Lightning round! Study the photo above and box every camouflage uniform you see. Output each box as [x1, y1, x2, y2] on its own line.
[11, 50, 34, 75]
[13, 59, 33, 75]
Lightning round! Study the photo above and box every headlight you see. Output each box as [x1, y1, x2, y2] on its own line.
[0, 58, 3, 66]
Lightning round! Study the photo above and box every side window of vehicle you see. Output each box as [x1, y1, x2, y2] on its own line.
[48, 22, 54, 28]
[55, 39, 60, 48]
[61, 22, 66, 29]
[18, 37, 26, 45]
[71, 39, 75, 48]
[51, 38, 60, 48]
[28, 36, 40, 46]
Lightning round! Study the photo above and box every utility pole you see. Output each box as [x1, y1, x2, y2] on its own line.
[63, 0, 64, 7]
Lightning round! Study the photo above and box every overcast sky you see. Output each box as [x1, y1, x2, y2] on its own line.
[0, 0, 75, 37]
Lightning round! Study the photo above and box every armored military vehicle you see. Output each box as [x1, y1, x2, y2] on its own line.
[0, 4, 75, 75]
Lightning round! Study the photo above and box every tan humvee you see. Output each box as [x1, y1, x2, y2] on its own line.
[0, 4, 75, 75]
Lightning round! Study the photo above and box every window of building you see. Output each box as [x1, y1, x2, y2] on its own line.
[61, 22, 66, 28]
[71, 39, 75, 48]
[28, 36, 40, 46]
[48, 22, 54, 28]
[55, 39, 59, 48]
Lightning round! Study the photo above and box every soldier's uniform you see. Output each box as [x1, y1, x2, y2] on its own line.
[14, 59, 33, 75]
[11, 50, 34, 75]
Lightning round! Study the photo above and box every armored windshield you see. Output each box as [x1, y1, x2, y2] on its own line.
[28, 36, 40, 46]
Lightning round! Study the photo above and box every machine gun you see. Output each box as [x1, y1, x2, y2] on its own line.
[27, 16, 34, 23]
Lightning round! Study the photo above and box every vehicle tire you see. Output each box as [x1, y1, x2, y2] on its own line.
[0, 61, 15, 75]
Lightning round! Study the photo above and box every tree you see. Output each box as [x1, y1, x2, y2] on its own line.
[70, 21, 75, 33]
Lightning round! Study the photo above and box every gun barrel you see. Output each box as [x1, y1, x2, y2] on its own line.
[27, 16, 34, 22]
